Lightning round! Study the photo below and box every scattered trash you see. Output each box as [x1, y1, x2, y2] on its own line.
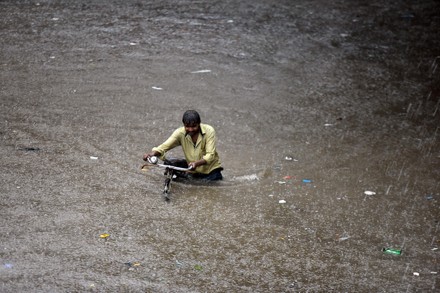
[19, 147, 40, 152]
[431, 271, 438, 274]
[413, 272, 420, 276]
[275, 181, 286, 184]
[340, 33, 349, 37]
[4, 263, 13, 269]
[90, 156, 98, 160]
[268, 194, 274, 197]
[279, 200, 286, 204]
[125, 261, 141, 270]
[227, 20, 234, 23]
[99, 233, 110, 239]
[283, 176, 292, 180]
[284, 156, 298, 161]
[191, 69, 211, 73]
[364, 191, 376, 196]
[194, 264, 203, 271]
[51, 18, 59, 21]
[129, 42, 138, 45]
[302, 179, 312, 183]
[338, 233, 351, 241]
[382, 248, 402, 255]
[426, 195, 434, 200]
[431, 247, 438, 251]
[152, 86, 163, 90]
[175, 260, 184, 267]
[324, 123, 333, 127]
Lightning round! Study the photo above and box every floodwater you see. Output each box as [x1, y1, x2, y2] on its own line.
[1, 0, 439, 292]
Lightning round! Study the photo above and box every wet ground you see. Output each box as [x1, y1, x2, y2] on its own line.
[1, 0, 439, 292]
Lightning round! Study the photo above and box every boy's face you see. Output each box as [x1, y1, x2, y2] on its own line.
[184, 122, 200, 137]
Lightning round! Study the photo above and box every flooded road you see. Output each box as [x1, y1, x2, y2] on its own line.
[1, 0, 439, 291]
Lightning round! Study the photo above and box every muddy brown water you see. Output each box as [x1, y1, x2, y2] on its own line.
[1, 0, 439, 292]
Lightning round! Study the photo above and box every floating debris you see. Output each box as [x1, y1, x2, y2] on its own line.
[382, 248, 402, 255]
[364, 191, 376, 196]
[19, 147, 41, 152]
[125, 261, 141, 270]
[152, 86, 163, 90]
[191, 69, 211, 73]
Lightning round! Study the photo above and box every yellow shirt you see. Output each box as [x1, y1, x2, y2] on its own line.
[152, 123, 222, 174]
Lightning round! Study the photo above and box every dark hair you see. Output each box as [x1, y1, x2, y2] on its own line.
[182, 110, 201, 125]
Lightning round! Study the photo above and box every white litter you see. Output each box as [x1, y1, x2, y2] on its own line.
[129, 42, 138, 46]
[413, 272, 420, 276]
[90, 156, 98, 160]
[279, 200, 286, 204]
[364, 191, 376, 196]
[152, 86, 163, 90]
[191, 70, 211, 73]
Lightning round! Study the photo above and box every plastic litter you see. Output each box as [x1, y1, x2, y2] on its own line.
[152, 86, 163, 90]
[4, 263, 13, 269]
[99, 233, 110, 239]
[193, 69, 211, 73]
[382, 248, 402, 255]
[125, 261, 141, 270]
[426, 195, 434, 200]
[364, 191, 376, 196]
[302, 179, 312, 183]
[279, 200, 286, 204]
[194, 264, 203, 271]
[413, 272, 420, 276]
[90, 156, 98, 160]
